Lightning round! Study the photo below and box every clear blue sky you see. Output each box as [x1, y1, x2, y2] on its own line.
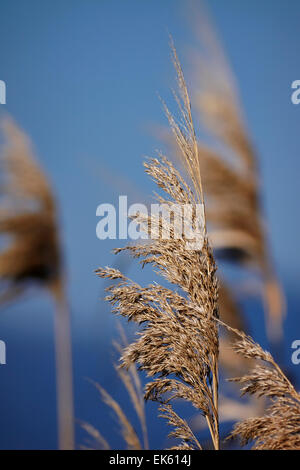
[0, 0, 299, 449]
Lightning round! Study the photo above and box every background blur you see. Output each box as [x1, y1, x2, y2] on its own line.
[0, 0, 299, 449]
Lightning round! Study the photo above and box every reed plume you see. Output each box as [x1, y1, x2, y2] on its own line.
[96, 43, 220, 450]
[95, 35, 299, 450]
[226, 326, 300, 449]
[94, 15, 298, 450]
[0, 118, 74, 449]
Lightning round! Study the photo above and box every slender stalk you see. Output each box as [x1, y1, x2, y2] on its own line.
[212, 357, 219, 450]
[141, 418, 149, 450]
[53, 289, 74, 450]
[205, 415, 217, 450]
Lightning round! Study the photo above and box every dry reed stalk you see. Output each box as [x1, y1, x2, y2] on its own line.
[96, 43, 220, 450]
[0, 119, 74, 449]
[51, 280, 75, 450]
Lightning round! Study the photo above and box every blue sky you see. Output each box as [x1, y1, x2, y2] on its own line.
[0, 0, 299, 449]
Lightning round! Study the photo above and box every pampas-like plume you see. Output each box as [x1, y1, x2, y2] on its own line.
[0, 119, 74, 449]
[96, 44, 220, 450]
[227, 328, 300, 449]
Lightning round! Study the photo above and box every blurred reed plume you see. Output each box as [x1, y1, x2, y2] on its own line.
[81, 327, 148, 450]
[187, 11, 285, 342]
[217, 283, 252, 376]
[226, 325, 300, 449]
[0, 118, 74, 449]
[97, 43, 220, 450]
